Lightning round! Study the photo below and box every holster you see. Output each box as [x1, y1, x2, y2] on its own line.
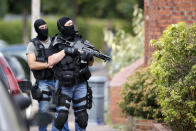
[52, 81, 62, 105]
[31, 81, 42, 100]
[72, 81, 93, 111]
[31, 81, 52, 101]
[86, 82, 93, 109]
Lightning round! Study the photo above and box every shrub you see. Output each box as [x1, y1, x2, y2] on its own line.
[119, 67, 163, 122]
[151, 22, 196, 130]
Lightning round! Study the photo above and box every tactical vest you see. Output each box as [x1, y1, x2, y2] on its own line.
[52, 35, 91, 87]
[31, 38, 54, 80]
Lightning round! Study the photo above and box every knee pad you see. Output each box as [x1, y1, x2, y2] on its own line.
[54, 110, 68, 129]
[75, 110, 88, 129]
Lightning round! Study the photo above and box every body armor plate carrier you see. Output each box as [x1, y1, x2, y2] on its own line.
[31, 38, 54, 80]
[52, 35, 91, 87]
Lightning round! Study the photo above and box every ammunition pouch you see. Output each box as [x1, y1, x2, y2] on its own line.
[62, 71, 74, 80]
[79, 67, 91, 81]
[57, 71, 75, 86]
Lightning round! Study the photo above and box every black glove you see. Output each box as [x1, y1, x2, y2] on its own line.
[64, 47, 78, 55]
[81, 52, 93, 62]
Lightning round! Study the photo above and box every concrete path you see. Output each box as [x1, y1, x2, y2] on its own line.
[30, 105, 120, 131]
[30, 124, 120, 131]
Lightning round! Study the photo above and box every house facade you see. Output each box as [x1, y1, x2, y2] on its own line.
[110, 0, 196, 124]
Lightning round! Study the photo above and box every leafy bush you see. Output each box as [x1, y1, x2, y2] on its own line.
[119, 67, 162, 121]
[151, 22, 196, 130]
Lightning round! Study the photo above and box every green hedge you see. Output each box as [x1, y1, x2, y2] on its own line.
[151, 22, 196, 130]
[0, 20, 23, 44]
[0, 17, 129, 51]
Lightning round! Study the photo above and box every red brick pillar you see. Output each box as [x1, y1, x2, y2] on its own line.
[144, 0, 196, 65]
[109, 58, 144, 124]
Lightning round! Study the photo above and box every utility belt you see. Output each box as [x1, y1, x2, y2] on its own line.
[59, 77, 85, 87]
[55, 67, 91, 87]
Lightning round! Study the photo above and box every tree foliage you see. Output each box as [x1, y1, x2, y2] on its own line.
[104, 5, 144, 75]
[41, 0, 144, 20]
[7, 0, 30, 14]
[151, 22, 196, 130]
[0, 0, 7, 18]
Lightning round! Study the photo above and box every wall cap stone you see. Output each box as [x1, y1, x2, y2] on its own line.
[153, 123, 172, 131]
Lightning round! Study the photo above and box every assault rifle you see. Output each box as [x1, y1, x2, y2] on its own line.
[67, 39, 111, 62]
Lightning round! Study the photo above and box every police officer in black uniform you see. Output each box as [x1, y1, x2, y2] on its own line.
[48, 17, 94, 131]
[26, 19, 55, 131]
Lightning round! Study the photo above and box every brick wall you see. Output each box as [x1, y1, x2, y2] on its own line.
[126, 117, 172, 131]
[145, 0, 196, 65]
[110, 86, 125, 124]
[126, 116, 154, 131]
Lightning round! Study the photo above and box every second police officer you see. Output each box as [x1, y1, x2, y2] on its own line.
[48, 17, 94, 131]
[26, 19, 55, 131]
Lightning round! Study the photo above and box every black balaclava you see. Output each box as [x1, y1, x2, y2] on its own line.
[34, 19, 48, 41]
[57, 16, 75, 38]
